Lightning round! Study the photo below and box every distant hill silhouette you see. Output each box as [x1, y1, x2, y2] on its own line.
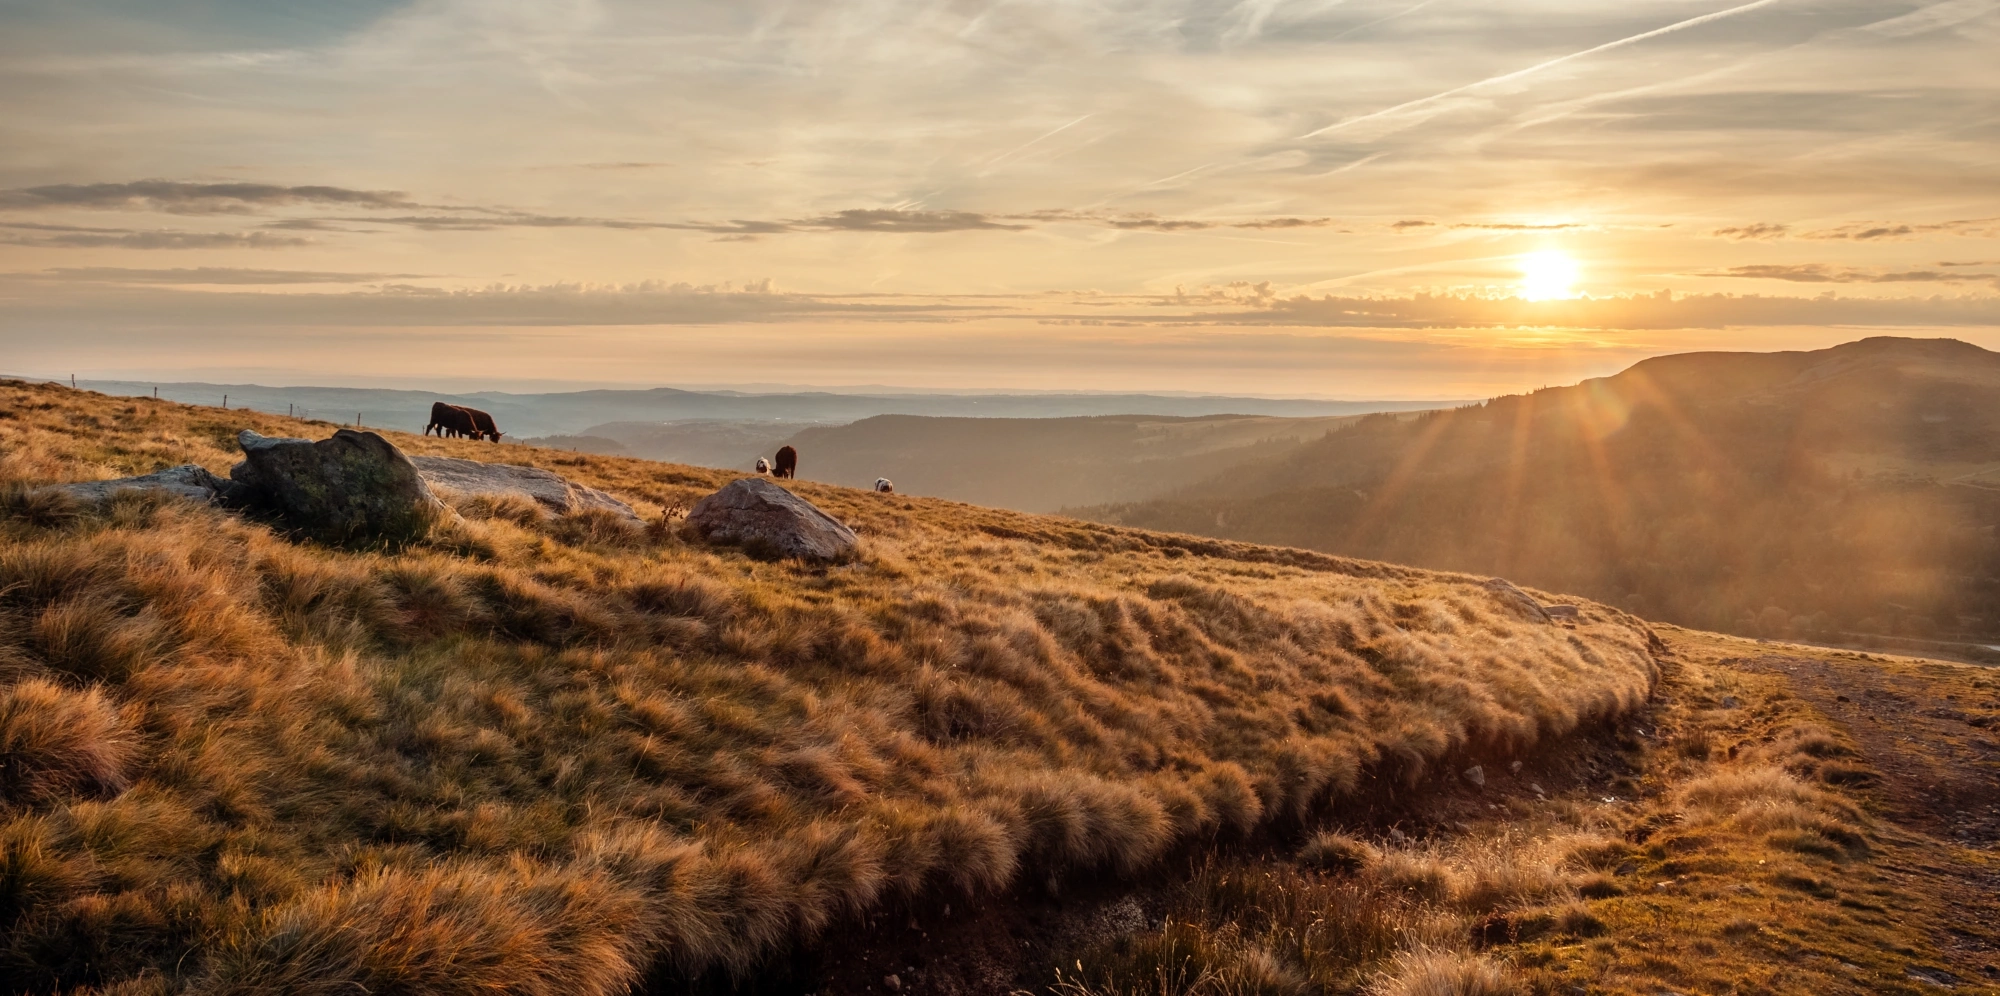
[1078, 337, 2000, 643]
[766, 412, 1372, 511]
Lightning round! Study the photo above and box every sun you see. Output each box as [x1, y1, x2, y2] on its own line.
[1518, 251, 1580, 301]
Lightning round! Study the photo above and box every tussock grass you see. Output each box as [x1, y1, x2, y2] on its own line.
[0, 380, 1661, 992]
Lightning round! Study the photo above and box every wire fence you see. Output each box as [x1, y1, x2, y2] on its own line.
[47, 378, 531, 444]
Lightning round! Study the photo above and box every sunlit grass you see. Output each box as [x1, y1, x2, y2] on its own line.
[0, 379, 1663, 992]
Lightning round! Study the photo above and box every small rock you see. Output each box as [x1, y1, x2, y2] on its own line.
[1101, 896, 1146, 935]
[687, 477, 859, 562]
[1387, 828, 1408, 844]
[1721, 696, 1740, 709]
[52, 464, 231, 504]
[1529, 782, 1547, 796]
[1462, 765, 1486, 787]
[1541, 603, 1581, 621]
[883, 975, 901, 992]
[1509, 760, 1523, 775]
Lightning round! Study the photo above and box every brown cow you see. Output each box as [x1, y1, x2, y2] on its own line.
[461, 406, 502, 443]
[425, 402, 502, 442]
[427, 402, 478, 439]
[773, 445, 797, 479]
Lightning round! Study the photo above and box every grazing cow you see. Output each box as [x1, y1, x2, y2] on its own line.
[426, 402, 479, 439]
[874, 478, 894, 494]
[773, 445, 797, 479]
[461, 406, 502, 443]
[755, 457, 771, 474]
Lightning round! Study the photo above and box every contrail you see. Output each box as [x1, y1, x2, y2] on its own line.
[1329, 0, 1448, 40]
[978, 113, 1094, 175]
[1301, 0, 1791, 139]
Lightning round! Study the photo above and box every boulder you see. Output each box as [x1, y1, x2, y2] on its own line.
[230, 429, 447, 546]
[1483, 578, 1552, 622]
[686, 477, 859, 562]
[411, 455, 641, 524]
[53, 464, 231, 504]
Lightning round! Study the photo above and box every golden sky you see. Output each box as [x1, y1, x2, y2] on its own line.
[2, 0, 1997, 396]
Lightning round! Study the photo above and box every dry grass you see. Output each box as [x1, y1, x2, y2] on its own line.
[0, 380, 1661, 993]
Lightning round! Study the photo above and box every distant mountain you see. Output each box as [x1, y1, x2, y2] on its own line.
[1076, 337, 2000, 643]
[754, 412, 1377, 511]
[39, 377, 1454, 441]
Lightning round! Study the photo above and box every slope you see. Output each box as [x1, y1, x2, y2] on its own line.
[1079, 337, 2000, 645]
[766, 413, 1372, 511]
[0, 379, 1655, 995]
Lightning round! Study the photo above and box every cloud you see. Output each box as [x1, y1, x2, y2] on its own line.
[1865, 0, 2000, 38]
[15, 267, 430, 285]
[1712, 223, 1789, 240]
[1696, 264, 1997, 284]
[1448, 222, 1589, 232]
[795, 209, 1028, 233]
[1391, 220, 1436, 231]
[1011, 210, 1340, 232]
[271, 204, 1343, 237]
[0, 222, 313, 249]
[1208, 290, 2000, 330]
[9, 277, 1999, 334]
[1299, 0, 1791, 139]
[1707, 218, 2000, 242]
[0, 181, 417, 214]
[1800, 218, 2000, 240]
[0, 280, 990, 328]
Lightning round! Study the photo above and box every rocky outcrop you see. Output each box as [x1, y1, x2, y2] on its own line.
[411, 456, 641, 523]
[53, 464, 232, 504]
[230, 429, 448, 547]
[1483, 578, 1584, 625]
[686, 477, 859, 562]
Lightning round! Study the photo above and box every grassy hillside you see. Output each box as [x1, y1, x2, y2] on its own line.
[0, 379, 1658, 994]
[1080, 337, 2000, 647]
[768, 413, 1376, 511]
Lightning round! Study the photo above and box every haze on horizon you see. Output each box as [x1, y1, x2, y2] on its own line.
[3, 0, 1997, 397]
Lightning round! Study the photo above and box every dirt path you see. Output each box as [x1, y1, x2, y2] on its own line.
[1719, 648, 2000, 981]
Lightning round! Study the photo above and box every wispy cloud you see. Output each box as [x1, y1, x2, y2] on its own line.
[1800, 218, 2000, 240]
[14, 267, 429, 285]
[1300, 0, 1792, 139]
[1696, 263, 1998, 284]
[0, 222, 313, 249]
[1712, 222, 1789, 240]
[1711, 218, 2000, 242]
[8, 277, 1998, 334]
[0, 181, 417, 214]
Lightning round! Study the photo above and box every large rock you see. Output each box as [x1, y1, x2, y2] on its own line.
[230, 429, 447, 546]
[411, 455, 641, 523]
[687, 477, 859, 562]
[1482, 578, 1581, 625]
[53, 464, 231, 504]
[1483, 578, 1553, 623]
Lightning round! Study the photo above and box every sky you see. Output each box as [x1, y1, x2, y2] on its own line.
[1, 0, 1997, 397]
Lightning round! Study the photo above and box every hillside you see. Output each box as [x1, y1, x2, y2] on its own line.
[4, 378, 1996, 995]
[41, 378, 1447, 441]
[0, 379, 1661, 994]
[760, 413, 1378, 511]
[1080, 337, 2000, 648]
